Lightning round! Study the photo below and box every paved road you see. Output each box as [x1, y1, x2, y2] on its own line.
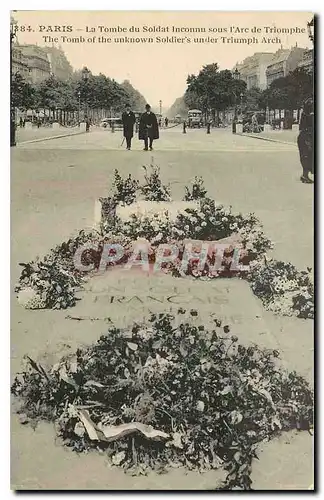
[11, 127, 314, 490]
[17, 125, 297, 151]
[13, 127, 312, 269]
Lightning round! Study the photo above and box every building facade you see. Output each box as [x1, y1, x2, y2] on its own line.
[233, 52, 275, 90]
[297, 48, 313, 74]
[12, 43, 73, 83]
[45, 46, 73, 80]
[266, 46, 306, 86]
[12, 44, 29, 80]
[17, 44, 51, 84]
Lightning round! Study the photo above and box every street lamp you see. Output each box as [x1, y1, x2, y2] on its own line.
[159, 100, 162, 116]
[240, 92, 244, 112]
[82, 67, 90, 119]
[232, 68, 243, 134]
[266, 105, 270, 125]
[231, 69, 241, 133]
[77, 91, 81, 125]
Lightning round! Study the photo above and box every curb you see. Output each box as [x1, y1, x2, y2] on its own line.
[238, 133, 297, 146]
[17, 130, 86, 145]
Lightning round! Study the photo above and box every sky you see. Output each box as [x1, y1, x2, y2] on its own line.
[12, 11, 313, 109]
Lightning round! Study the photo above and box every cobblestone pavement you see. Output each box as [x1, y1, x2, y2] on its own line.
[11, 127, 314, 490]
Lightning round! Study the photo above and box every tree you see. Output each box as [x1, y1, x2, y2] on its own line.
[72, 71, 135, 115]
[244, 87, 265, 112]
[59, 79, 79, 112]
[166, 96, 188, 119]
[185, 64, 220, 113]
[184, 64, 246, 120]
[212, 69, 246, 116]
[34, 74, 64, 116]
[11, 72, 35, 110]
[12, 67, 149, 122]
[110, 79, 129, 112]
[289, 67, 313, 105]
[261, 67, 313, 112]
[120, 80, 147, 111]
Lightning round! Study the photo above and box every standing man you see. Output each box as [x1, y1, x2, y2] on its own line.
[297, 97, 314, 184]
[139, 104, 159, 151]
[122, 103, 136, 150]
[232, 114, 238, 134]
[85, 115, 91, 132]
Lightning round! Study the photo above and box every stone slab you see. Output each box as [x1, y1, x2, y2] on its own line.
[77, 269, 277, 351]
[116, 200, 200, 221]
[94, 199, 200, 227]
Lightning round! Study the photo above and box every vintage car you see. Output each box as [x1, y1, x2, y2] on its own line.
[100, 117, 123, 130]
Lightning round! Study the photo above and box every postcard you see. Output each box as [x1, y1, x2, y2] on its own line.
[11, 10, 314, 491]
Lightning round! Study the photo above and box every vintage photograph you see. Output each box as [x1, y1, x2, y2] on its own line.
[10, 10, 314, 490]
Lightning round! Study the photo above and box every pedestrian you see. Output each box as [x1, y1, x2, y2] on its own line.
[232, 114, 237, 134]
[165, 117, 169, 128]
[85, 115, 90, 132]
[139, 104, 159, 151]
[297, 97, 314, 184]
[251, 113, 259, 133]
[121, 103, 136, 150]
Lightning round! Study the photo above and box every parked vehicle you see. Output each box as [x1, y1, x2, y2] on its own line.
[100, 118, 123, 130]
[188, 109, 203, 128]
[100, 118, 110, 128]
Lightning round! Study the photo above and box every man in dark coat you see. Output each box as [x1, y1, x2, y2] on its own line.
[139, 104, 159, 151]
[122, 104, 136, 150]
[85, 115, 91, 132]
[297, 97, 314, 183]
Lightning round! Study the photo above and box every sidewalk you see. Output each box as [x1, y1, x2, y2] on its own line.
[16, 126, 85, 144]
[242, 129, 298, 145]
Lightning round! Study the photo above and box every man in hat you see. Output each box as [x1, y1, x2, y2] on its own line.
[139, 104, 159, 151]
[122, 103, 136, 150]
